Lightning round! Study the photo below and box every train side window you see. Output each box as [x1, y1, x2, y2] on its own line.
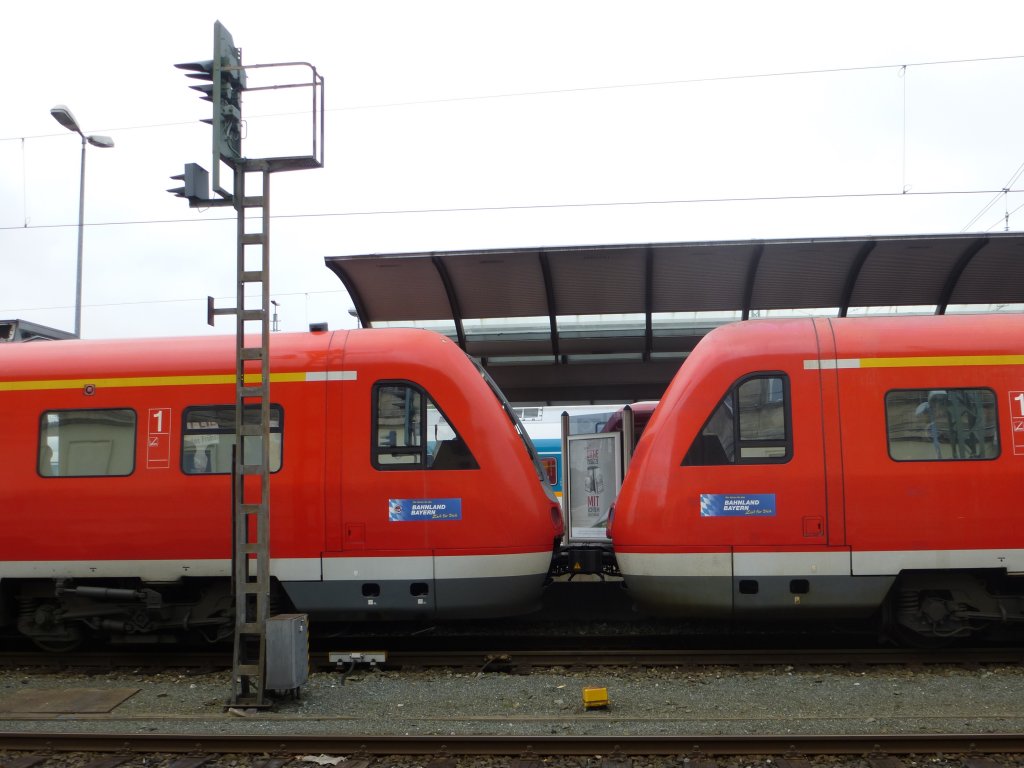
[182, 404, 283, 474]
[682, 374, 791, 466]
[540, 457, 558, 486]
[373, 382, 479, 470]
[39, 409, 137, 477]
[885, 388, 998, 461]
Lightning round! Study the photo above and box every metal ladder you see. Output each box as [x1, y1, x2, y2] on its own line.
[229, 159, 272, 707]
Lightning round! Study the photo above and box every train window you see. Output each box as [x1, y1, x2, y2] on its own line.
[514, 406, 545, 422]
[540, 456, 558, 486]
[373, 382, 479, 470]
[885, 388, 998, 461]
[39, 409, 137, 477]
[181, 404, 283, 474]
[682, 374, 791, 466]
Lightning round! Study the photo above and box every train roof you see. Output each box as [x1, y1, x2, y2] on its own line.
[826, 312, 1024, 357]
[0, 327, 466, 380]
[696, 313, 1024, 363]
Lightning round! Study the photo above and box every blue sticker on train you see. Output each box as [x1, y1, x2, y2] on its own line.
[388, 498, 462, 522]
[700, 493, 776, 517]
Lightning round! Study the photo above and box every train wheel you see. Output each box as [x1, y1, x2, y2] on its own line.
[17, 599, 86, 652]
[883, 585, 972, 647]
[886, 620, 959, 648]
[32, 633, 84, 653]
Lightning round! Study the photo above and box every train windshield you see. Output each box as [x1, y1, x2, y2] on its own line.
[473, 359, 553, 491]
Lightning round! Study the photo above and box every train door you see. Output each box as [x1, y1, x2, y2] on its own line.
[812, 317, 847, 550]
[681, 324, 837, 616]
[684, 370, 828, 543]
[324, 373, 439, 619]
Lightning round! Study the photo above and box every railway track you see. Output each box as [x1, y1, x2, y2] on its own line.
[3, 732, 1024, 764]
[5, 639, 1022, 767]
[4, 645, 1024, 672]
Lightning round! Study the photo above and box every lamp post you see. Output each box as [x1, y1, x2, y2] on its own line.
[50, 105, 114, 339]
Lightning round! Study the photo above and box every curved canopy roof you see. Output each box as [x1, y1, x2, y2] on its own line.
[326, 232, 1024, 403]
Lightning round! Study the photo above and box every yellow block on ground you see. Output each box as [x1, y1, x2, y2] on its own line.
[582, 686, 609, 709]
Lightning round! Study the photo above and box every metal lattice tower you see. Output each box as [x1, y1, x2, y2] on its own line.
[230, 160, 273, 707]
[173, 22, 324, 708]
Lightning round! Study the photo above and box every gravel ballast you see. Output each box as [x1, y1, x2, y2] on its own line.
[3, 663, 1024, 737]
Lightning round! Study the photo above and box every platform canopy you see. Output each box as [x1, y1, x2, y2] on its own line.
[0, 319, 76, 343]
[325, 232, 1024, 403]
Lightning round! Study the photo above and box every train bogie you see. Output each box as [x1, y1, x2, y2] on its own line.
[0, 328, 563, 646]
[610, 314, 1024, 641]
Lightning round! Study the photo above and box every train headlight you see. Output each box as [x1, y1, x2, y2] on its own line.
[550, 504, 564, 535]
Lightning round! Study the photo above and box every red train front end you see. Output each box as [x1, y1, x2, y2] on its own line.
[0, 327, 563, 648]
[611, 314, 1024, 642]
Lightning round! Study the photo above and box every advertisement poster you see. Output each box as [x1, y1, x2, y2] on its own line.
[388, 498, 462, 522]
[700, 493, 776, 517]
[566, 433, 621, 541]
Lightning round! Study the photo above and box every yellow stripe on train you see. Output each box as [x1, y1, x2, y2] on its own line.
[0, 370, 355, 392]
[805, 354, 1024, 370]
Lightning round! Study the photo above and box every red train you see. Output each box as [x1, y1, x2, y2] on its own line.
[610, 313, 1024, 642]
[0, 328, 563, 649]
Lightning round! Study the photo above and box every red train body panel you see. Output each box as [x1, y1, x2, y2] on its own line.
[0, 328, 562, 647]
[610, 314, 1024, 639]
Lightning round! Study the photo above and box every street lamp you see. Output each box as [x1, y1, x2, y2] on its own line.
[50, 105, 114, 339]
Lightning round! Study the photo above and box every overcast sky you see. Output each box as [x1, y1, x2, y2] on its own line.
[3, 1, 1024, 339]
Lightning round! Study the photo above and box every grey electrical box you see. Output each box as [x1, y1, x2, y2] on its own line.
[265, 613, 309, 694]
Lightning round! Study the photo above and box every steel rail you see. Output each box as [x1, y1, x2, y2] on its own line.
[376, 647, 1024, 669]
[3, 732, 1024, 756]
[5, 646, 1024, 671]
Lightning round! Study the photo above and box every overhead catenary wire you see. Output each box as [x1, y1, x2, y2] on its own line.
[313, 53, 1024, 113]
[4, 53, 1024, 142]
[984, 196, 1024, 233]
[3, 52, 1022, 234]
[2, 52, 1021, 233]
[900, 65, 909, 193]
[0, 187, 1020, 234]
[4, 52, 1024, 270]
[0, 288, 348, 316]
[962, 158, 1024, 231]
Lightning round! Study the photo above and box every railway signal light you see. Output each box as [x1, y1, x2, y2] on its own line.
[167, 163, 210, 205]
[175, 20, 246, 198]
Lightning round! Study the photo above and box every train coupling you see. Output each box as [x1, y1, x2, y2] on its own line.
[554, 544, 618, 578]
